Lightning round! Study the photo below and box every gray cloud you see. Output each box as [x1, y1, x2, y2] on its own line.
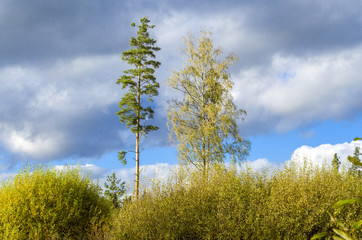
[0, 0, 131, 66]
[247, 0, 362, 51]
[1, 0, 362, 163]
[2, 0, 361, 68]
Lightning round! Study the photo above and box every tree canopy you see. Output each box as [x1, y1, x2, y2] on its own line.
[167, 32, 250, 172]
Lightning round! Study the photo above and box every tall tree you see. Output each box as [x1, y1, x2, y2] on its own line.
[167, 32, 250, 173]
[116, 17, 160, 199]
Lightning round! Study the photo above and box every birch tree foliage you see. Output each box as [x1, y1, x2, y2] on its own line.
[167, 32, 250, 171]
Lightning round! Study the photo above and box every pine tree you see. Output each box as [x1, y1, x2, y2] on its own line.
[104, 172, 126, 208]
[332, 153, 341, 172]
[167, 32, 250, 173]
[116, 17, 160, 199]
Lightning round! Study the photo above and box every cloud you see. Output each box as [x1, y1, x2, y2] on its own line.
[244, 158, 275, 171]
[290, 140, 362, 169]
[154, 0, 362, 70]
[0, 0, 132, 67]
[0, 55, 130, 162]
[115, 163, 176, 188]
[54, 159, 275, 193]
[54, 163, 108, 179]
[154, 7, 362, 136]
[52, 162, 177, 193]
[234, 45, 362, 134]
[1, 0, 362, 164]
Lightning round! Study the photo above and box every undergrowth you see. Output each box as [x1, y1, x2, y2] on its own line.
[112, 162, 361, 239]
[0, 162, 360, 239]
[0, 164, 111, 240]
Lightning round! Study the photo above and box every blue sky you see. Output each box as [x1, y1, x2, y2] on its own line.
[0, 0, 362, 186]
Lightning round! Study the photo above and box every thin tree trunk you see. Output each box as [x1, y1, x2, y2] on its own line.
[202, 141, 206, 174]
[135, 69, 141, 200]
[135, 129, 139, 200]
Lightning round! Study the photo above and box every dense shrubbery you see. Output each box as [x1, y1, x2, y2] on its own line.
[0, 162, 360, 239]
[112, 163, 361, 239]
[0, 165, 111, 240]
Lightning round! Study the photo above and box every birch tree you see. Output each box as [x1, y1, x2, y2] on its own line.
[167, 32, 250, 173]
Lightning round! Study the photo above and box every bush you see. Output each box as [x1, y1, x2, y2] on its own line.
[111, 162, 361, 239]
[0, 164, 111, 240]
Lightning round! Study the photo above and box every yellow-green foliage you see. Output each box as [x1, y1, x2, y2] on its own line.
[112, 163, 361, 239]
[0, 164, 111, 240]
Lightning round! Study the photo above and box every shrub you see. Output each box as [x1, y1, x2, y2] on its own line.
[312, 197, 362, 240]
[0, 164, 111, 240]
[111, 162, 361, 239]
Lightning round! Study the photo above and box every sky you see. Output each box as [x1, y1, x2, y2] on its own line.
[0, 0, 362, 187]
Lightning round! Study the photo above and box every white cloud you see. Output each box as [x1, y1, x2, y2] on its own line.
[0, 54, 122, 160]
[88, 159, 276, 188]
[245, 158, 275, 171]
[53, 163, 108, 179]
[52, 162, 177, 194]
[7, 128, 65, 160]
[53, 159, 276, 192]
[115, 163, 176, 187]
[80, 164, 108, 178]
[234, 44, 362, 133]
[31, 55, 121, 113]
[155, 10, 362, 137]
[290, 140, 362, 169]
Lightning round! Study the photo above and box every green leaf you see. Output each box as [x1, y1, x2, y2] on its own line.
[311, 232, 329, 239]
[347, 156, 362, 167]
[351, 220, 362, 230]
[353, 137, 362, 141]
[332, 229, 355, 240]
[332, 236, 344, 240]
[333, 199, 358, 209]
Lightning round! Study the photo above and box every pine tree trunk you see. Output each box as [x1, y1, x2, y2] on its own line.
[135, 70, 141, 200]
[135, 129, 139, 200]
